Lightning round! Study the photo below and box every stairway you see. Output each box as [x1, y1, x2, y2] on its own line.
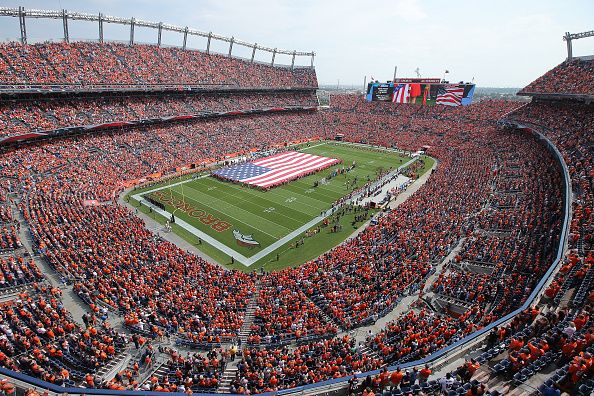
[216, 366, 239, 394]
[572, 264, 594, 307]
[553, 260, 583, 305]
[217, 281, 261, 394]
[358, 344, 382, 362]
[140, 359, 168, 386]
[422, 237, 467, 294]
[96, 350, 130, 381]
[237, 280, 261, 345]
[306, 294, 344, 332]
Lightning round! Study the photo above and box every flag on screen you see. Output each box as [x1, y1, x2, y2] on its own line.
[213, 151, 341, 189]
[392, 84, 410, 103]
[436, 86, 465, 106]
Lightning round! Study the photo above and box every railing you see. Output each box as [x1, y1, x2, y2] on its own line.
[0, 7, 315, 68]
[0, 123, 573, 396]
[516, 91, 594, 100]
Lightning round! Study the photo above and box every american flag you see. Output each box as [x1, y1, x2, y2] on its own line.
[436, 86, 465, 106]
[392, 84, 410, 103]
[213, 151, 341, 189]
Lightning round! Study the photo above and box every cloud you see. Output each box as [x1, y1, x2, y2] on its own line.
[392, 0, 427, 21]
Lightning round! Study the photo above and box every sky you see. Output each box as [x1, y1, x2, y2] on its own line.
[0, 0, 593, 87]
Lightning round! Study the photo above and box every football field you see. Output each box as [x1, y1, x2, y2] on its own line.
[129, 141, 427, 271]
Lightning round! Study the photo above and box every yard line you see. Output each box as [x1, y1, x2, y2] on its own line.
[306, 144, 402, 163]
[270, 182, 338, 206]
[171, 188, 287, 239]
[282, 181, 343, 202]
[296, 141, 328, 150]
[183, 181, 307, 226]
[301, 144, 404, 165]
[258, 187, 329, 211]
[289, 176, 348, 196]
[204, 166, 336, 209]
[180, 184, 294, 235]
[198, 177, 318, 218]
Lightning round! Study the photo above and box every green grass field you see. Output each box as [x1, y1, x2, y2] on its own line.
[127, 141, 432, 271]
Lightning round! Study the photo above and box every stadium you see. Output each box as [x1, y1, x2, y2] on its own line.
[0, 4, 592, 396]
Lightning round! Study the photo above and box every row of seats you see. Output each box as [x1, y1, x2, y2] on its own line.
[0, 42, 317, 88]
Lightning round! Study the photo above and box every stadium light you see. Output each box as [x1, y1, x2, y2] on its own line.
[18, 6, 26, 44]
[62, 9, 69, 43]
[251, 43, 257, 63]
[563, 30, 594, 60]
[98, 12, 104, 43]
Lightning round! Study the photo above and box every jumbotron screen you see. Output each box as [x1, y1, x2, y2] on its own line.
[366, 78, 475, 106]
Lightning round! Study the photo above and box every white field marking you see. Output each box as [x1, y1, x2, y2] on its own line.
[202, 176, 318, 216]
[179, 185, 289, 237]
[312, 178, 346, 194]
[187, 181, 308, 225]
[175, 191, 280, 239]
[288, 177, 345, 199]
[133, 192, 253, 264]
[297, 141, 328, 150]
[274, 183, 334, 206]
[139, 173, 211, 194]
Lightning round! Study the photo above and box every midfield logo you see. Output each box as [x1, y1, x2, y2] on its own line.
[233, 230, 260, 247]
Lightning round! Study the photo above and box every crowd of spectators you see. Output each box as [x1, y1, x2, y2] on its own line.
[0, 42, 317, 88]
[0, 181, 12, 223]
[0, 54, 590, 395]
[519, 58, 594, 95]
[140, 348, 225, 392]
[248, 273, 338, 346]
[481, 302, 593, 395]
[0, 226, 20, 252]
[366, 309, 466, 365]
[236, 335, 382, 393]
[0, 91, 318, 137]
[0, 94, 568, 392]
[431, 135, 563, 317]
[0, 284, 126, 386]
[507, 101, 593, 255]
[0, 255, 43, 289]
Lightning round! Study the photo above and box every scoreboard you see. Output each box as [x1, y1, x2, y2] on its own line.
[366, 79, 475, 106]
[368, 83, 395, 101]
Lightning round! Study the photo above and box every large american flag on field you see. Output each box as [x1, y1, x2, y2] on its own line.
[436, 86, 465, 106]
[213, 151, 341, 189]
